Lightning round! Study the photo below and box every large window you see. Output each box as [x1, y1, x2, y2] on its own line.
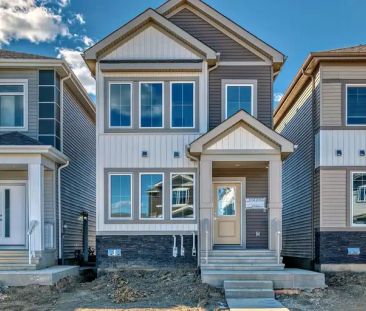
[352, 172, 366, 225]
[0, 82, 26, 129]
[225, 84, 253, 118]
[171, 82, 194, 128]
[109, 83, 132, 127]
[140, 173, 164, 219]
[347, 85, 366, 125]
[140, 82, 163, 128]
[171, 173, 194, 219]
[109, 174, 132, 219]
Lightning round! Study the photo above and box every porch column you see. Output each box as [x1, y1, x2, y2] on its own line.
[268, 158, 282, 252]
[28, 163, 44, 252]
[199, 158, 213, 260]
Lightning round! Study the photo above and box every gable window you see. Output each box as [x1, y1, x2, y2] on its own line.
[352, 172, 366, 226]
[347, 85, 366, 125]
[109, 174, 132, 219]
[170, 82, 194, 128]
[140, 173, 164, 219]
[225, 84, 253, 118]
[171, 173, 194, 219]
[140, 82, 163, 128]
[0, 81, 27, 129]
[109, 83, 132, 127]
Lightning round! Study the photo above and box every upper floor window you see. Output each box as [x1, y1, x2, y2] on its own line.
[352, 172, 366, 226]
[140, 82, 163, 128]
[109, 174, 132, 219]
[347, 85, 366, 125]
[225, 84, 253, 118]
[0, 81, 27, 129]
[109, 83, 132, 127]
[171, 82, 194, 128]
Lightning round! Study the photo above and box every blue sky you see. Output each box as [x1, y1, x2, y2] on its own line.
[2, 0, 366, 107]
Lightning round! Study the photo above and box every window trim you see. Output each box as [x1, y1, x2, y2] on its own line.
[224, 83, 254, 119]
[108, 82, 133, 129]
[139, 81, 164, 129]
[346, 84, 366, 126]
[170, 81, 195, 129]
[170, 172, 195, 220]
[351, 171, 366, 227]
[0, 79, 28, 131]
[139, 172, 165, 220]
[108, 173, 133, 220]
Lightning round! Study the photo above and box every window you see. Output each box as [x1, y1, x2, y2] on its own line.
[109, 83, 132, 127]
[352, 172, 366, 225]
[217, 186, 236, 216]
[0, 82, 27, 129]
[109, 174, 132, 219]
[347, 85, 366, 125]
[225, 84, 253, 118]
[171, 82, 194, 128]
[140, 82, 163, 128]
[140, 173, 164, 219]
[171, 173, 194, 219]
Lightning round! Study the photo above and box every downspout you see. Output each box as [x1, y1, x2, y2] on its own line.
[58, 72, 71, 262]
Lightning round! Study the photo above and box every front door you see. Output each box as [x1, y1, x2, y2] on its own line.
[213, 183, 241, 245]
[0, 184, 26, 246]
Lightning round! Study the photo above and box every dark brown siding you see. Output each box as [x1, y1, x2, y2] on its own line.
[209, 66, 273, 129]
[169, 8, 261, 61]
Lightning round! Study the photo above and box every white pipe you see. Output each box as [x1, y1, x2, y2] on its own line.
[180, 235, 185, 256]
[172, 235, 178, 258]
[277, 231, 281, 264]
[192, 232, 196, 257]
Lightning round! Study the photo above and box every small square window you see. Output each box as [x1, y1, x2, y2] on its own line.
[347, 86, 366, 125]
[225, 84, 253, 119]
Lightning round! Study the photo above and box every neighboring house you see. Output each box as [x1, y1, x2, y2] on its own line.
[83, 0, 300, 286]
[0, 49, 96, 270]
[274, 45, 366, 272]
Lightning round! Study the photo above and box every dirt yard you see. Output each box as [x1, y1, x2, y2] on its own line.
[1, 271, 366, 311]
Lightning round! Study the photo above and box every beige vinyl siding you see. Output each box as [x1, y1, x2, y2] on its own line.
[44, 170, 55, 223]
[322, 65, 366, 80]
[320, 169, 347, 228]
[0, 171, 27, 180]
[321, 82, 342, 126]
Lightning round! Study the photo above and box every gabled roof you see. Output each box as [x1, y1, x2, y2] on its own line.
[83, 8, 218, 74]
[0, 132, 43, 146]
[320, 44, 366, 53]
[0, 49, 54, 60]
[157, 0, 285, 64]
[189, 110, 294, 156]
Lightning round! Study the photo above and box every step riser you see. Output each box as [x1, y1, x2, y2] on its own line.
[225, 290, 275, 299]
[202, 264, 284, 271]
[224, 281, 273, 290]
[208, 259, 280, 264]
[209, 252, 277, 257]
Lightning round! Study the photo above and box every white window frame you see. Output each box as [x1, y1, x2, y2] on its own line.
[108, 173, 133, 220]
[170, 172, 195, 220]
[139, 82, 164, 129]
[351, 171, 366, 227]
[0, 79, 28, 131]
[108, 82, 133, 129]
[139, 172, 164, 220]
[225, 83, 254, 119]
[170, 81, 195, 129]
[346, 84, 366, 126]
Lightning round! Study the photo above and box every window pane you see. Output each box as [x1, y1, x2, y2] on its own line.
[39, 86, 55, 102]
[171, 174, 194, 219]
[140, 174, 163, 219]
[226, 85, 252, 118]
[353, 173, 366, 225]
[39, 70, 55, 86]
[0, 95, 24, 127]
[110, 84, 131, 127]
[347, 87, 366, 125]
[140, 83, 163, 128]
[171, 83, 194, 128]
[0, 85, 23, 93]
[217, 187, 236, 216]
[110, 175, 132, 218]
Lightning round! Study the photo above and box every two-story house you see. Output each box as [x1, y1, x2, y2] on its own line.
[274, 45, 366, 272]
[0, 49, 96, 270]
[84, 0, 324, 289]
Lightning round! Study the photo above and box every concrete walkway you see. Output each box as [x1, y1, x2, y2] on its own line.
[227, 298, 289, 311]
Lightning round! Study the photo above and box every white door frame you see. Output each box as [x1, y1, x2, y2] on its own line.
[212, 177, 246, 248]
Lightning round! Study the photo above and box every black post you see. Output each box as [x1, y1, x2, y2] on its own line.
[82, 211, 89, 263]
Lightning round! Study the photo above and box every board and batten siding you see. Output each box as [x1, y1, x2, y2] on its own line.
[169, 8, 261, 61]
[276, 79, 314, 259]
[209, 66, 272, 129]
[0, 69, 38, 139]
[61, 87, 96, 259]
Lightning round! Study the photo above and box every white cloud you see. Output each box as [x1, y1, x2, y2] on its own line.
[274, 92, 284, 103]
[0, 0, 69, 45]
[82, 35, 94, 47]
[75, 13, 85, 25]
[58, 0, 69, 7]
[57, 48, 96, 95]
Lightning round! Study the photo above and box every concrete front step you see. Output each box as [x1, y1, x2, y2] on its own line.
[208, 257, 281, 264]
[201, 263, 285, 271]
[226, 288, 275, 299]
[208, 250, 277, 257]
[226, 298, 289, 311]
[0, 263, 37, 271]
[224, 280, 274, 290]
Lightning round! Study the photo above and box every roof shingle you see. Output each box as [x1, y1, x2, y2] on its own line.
[0, 132, 44, 146]
[0, 49, 55, 60]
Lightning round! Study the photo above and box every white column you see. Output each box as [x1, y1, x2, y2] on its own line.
[268, 158, 283, 251]
[28, 163, 44, 252]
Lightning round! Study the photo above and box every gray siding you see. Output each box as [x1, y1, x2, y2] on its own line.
[209, 66, 272, 129]
[169, 8, 261, 61]
[0, 69, 38, 139]
[61, 87, 96, 259]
